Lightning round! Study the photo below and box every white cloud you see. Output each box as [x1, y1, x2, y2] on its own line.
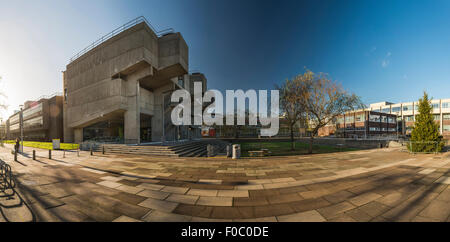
[386, 52, 391, 57]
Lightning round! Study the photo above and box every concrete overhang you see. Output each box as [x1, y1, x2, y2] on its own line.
[112, 60, 153, 79]
[139, 64, 187, 90]
[69, 108, 126, 129]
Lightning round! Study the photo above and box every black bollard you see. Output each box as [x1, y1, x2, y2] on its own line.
[33, 150, 36, 160]
[102, 145, 105, 155]
[14, 150, 17, 161]
[90, 146, 93, 156]
[49, 149, 52, 159]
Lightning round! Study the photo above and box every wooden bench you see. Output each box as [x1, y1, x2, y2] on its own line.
[248, 150, 264, 157]
[248, 149, 272, 157]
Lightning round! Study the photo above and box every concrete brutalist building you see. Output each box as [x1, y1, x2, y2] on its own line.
[63, 17, 206, 144]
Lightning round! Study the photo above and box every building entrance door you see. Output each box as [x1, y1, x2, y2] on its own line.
[140, 114, 152, 142]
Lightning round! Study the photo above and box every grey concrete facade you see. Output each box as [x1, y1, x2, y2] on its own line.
[63, 20, 204, 144]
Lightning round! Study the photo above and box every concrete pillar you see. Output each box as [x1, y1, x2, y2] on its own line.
[74, 128, 83, 143]
[124, 79, 140, 144]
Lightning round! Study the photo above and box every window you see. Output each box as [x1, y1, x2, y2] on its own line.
[388, 128, 396, 132]
[414, 105, 419, 110]
[388, 117, 396, 123]
[442, 102, 450, 109]
[22, 103, 43, 120]
[355, 114, 365, 122]
[434, 114, 440, 121]
[443, 125, 450, 132]
[403, 105, 413, 111]
[23, 116, 43, 128]
[392, 107, 401, 113]
[345, 116, 354, 123]
[369, 114, 380, 122]
[337, 117, 344, 124]
[432, 103, 440, 109]
[381, 108, 390, 113]
[178, 76, 185, 88]
[369, 127, 380, 131]
[64, 88, 68, 101]
[405, 116, 414, 122]
[10, 123, 19, 131]
[443, 114, 450, 120]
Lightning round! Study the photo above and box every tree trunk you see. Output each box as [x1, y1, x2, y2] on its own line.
[309, 134, 314, 154]
[290, 124, 295, 151]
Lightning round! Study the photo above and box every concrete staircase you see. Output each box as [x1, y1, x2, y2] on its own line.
[99, 140, 229, 157]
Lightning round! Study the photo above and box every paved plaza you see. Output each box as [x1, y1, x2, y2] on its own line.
[0, 144, 449, 222]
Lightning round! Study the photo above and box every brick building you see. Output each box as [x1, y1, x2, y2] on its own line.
[319, 110, 398, 138]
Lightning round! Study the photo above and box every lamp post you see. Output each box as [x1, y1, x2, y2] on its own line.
[19, 105, 24, 153]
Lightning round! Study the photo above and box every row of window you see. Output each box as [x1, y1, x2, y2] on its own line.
[9, 116, 44, 131]
[380, 102, 450, 113]
[337, 112, 450, 124]
[369, 115, 396, 123]
[22, 103, 43, 120]
[403, 114, 450, 122]
[369, 127, 396, 132]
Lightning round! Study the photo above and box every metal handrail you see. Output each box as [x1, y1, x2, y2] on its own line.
[69, 16, 174, 64]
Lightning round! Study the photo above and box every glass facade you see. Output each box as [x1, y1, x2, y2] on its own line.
[369, 114, 380, 122]
[392, 107, 401, 113]
[403, 105, 413, 111]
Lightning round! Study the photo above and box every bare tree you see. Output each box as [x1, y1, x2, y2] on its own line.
[299, 70, 364, 153]
[276, 75, 308, 150]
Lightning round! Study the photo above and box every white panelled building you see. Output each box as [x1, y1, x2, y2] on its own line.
[369, 99, 450, 138]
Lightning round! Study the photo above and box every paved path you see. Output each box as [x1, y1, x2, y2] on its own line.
[0, 144, 449, 222]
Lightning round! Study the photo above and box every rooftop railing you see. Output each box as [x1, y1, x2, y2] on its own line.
[69, 16, 174, 64]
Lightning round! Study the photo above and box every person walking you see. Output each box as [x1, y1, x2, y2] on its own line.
[15, 137, 20, 154]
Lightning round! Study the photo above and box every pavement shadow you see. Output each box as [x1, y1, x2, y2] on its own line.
[0, 169, 36, 222]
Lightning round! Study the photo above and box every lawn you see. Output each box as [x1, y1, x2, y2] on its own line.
[3, 140, 79, 150]
[237, 141, 358, 157]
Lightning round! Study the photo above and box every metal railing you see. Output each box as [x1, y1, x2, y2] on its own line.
[69, 16, 174, 63]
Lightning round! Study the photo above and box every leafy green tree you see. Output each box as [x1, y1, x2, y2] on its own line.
[410, 92, 443, 152]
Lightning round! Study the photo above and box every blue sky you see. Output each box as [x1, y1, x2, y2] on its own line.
[1, 0, 450, 118]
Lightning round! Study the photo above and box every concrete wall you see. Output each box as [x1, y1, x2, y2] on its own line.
[64, 21, 190, 143]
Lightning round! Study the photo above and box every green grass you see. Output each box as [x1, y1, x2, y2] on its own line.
[3, 140, 79, 150]
[237, 141, 358, 157]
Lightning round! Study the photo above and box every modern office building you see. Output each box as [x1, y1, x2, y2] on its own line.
[318, 99, 450, 139]
[4, 93, 64, 141]
[318, 110, 398, 138]
[63, 17, 205, 144]
[369, 99, 450, 138]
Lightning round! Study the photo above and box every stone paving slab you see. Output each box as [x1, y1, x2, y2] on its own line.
[1, 144, 449, 222]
